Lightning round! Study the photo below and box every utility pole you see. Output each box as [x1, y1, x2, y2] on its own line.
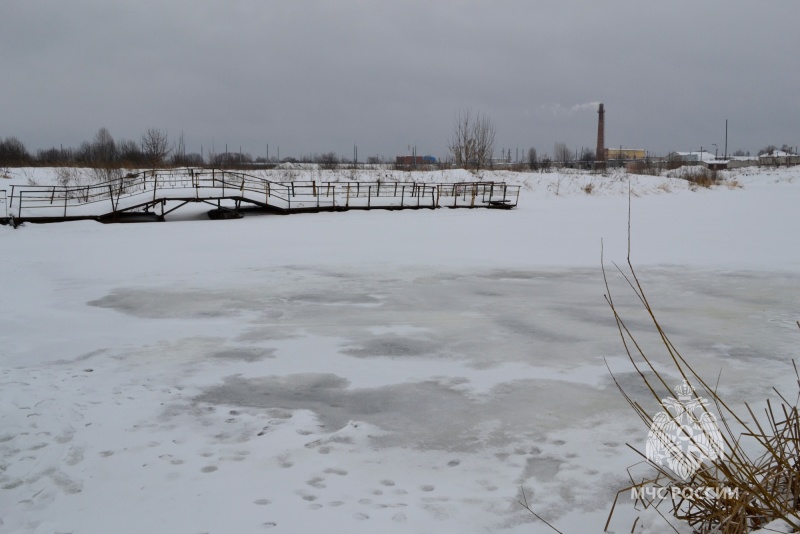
[724, 120, 728, 159]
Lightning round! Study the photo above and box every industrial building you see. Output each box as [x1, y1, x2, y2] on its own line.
[395, 155, 437, 167]
[605, 148, 647, 160]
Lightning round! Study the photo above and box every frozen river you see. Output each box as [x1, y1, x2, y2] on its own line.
[3, 261, 799, 533]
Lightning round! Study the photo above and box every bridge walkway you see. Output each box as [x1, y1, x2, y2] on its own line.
[1, 169, 520, 225]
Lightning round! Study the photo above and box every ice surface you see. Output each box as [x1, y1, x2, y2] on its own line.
[1, 167, 799, 533]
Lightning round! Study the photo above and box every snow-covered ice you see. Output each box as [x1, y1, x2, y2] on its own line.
[1, 167, 799, 533]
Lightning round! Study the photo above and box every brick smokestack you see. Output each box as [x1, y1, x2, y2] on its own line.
[595, 103, 605, 170]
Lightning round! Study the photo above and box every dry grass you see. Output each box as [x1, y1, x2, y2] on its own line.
[727, 179, 744, 189]
[675, 167, 719, 188]
[602, 253, 800, 533]
[628, 159, 665, 176]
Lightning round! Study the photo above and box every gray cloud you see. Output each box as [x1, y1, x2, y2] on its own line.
[1, 0, 798, 160]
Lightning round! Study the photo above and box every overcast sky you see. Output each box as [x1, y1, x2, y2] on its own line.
[2, 1, 798, 161]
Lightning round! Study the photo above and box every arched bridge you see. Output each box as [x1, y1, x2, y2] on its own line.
[1, 169, 520, 225]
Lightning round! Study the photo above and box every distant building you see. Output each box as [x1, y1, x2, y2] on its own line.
[759, 150, 799, 166]
[395, 155, 436, 166]
[674, 151, 729, 169]
[674, 151, 705, 163]
[605, 148, 647, 160]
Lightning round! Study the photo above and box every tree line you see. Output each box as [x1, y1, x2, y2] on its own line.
[0, 128, 203, 168]
[447, 110, 595, 171]
[2, 121, 795, 170]
[0, 128, 398, 169]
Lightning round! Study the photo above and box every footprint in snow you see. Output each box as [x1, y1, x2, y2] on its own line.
[306, 477, 326, 489]
[323, 467, 347, 476]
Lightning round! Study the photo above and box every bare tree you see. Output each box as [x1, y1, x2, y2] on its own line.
[171, 131, 186, 166]
[206, 145, 218, 168]
[449, 110, 474, 168]
[0, 137, 31, 166]
[36, 147, 63, 166]
[89, 128, 123, 184]
[182, 153, 205, 166]
[553, 142, 571, 167]
[527, 147, 538, 170]
[473, 114, 496, 170]
[117, 139, 144, 166]
[539, 153, 552, 172]
[74, 141, 94, 165]
[141, 128, 171, 167]
[448, 109, 496, 171]
[92, 127, 117, 165]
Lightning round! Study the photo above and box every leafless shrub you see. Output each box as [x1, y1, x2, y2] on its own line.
[318, 152, 339, 170]
[55, 166, 80, 187]
[603, 253, 800, 533]
[727, 179, 743, 189]
[90, 165, 124, 185]
[669, 166, 719, 188]
[539, 154, 552, 173]
[629, 158, 664, 176]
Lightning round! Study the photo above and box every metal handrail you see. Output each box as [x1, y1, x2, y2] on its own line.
[8, 169, 519, 220]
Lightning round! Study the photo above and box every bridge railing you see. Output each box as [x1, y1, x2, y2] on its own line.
[7, 169, 292, 218]
[435, 182, 520, 208]
[6, 169, 519, 219]
[9, 175, 149, 218]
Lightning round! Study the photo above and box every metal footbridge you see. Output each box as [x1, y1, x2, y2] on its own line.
[0, 169, 520, 225]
